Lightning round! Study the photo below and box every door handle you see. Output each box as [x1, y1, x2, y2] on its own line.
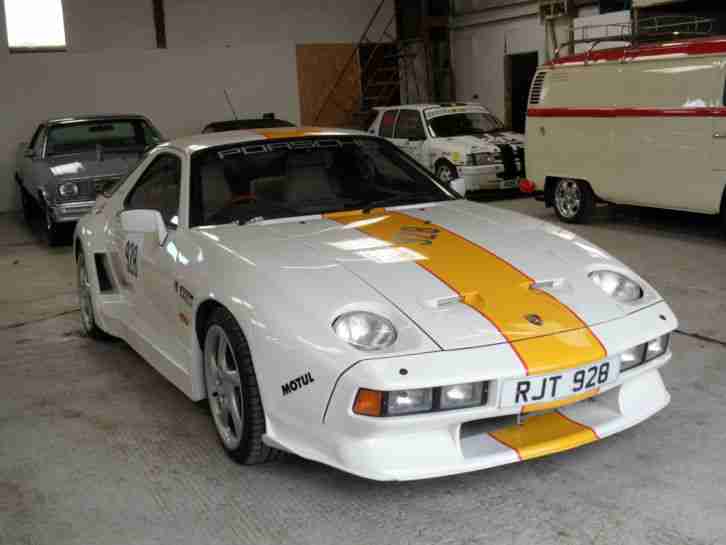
[713, 132, 726, 139]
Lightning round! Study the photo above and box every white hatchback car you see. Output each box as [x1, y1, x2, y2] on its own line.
[368, 103, 525, 192]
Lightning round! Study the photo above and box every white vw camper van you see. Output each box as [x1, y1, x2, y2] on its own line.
[523, 36, 726, 232]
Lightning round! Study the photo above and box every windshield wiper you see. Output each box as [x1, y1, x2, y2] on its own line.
[361, 192, 443, 213]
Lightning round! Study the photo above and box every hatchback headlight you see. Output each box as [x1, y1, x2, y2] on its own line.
[466, 152, 499, 166]
[58, 181, 79, 198]
[332, 311, 397, 351]
[589, 270, 643, 302]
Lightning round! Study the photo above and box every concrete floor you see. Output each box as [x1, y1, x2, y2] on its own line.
[1, 198, 725, 545]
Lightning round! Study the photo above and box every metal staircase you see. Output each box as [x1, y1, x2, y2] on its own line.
[313, 0, 426, 129]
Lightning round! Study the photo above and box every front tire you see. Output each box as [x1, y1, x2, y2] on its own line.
[553, 178, 596, 224]
[435, 161, 458, 185]
[20, 187, 34, 225]
[203, 307, 280, 464]
[43, 202, 64, 246]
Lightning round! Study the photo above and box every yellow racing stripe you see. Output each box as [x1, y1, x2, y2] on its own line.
[521, 389, 599, 414]
[326, 210, 606, 375]
[489, 412, 599, 460]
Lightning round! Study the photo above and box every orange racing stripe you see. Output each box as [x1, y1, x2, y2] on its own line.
[251, 127, 325, 139]
[325, 210, 606, 375]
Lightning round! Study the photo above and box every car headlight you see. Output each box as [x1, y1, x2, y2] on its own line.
[589, 270, 643, 302]
[645, 334, 669, 361]
[332, 311, 397, 351]
[466, 152, 499, 166]
[620, 334, 670, 372]
[58, 181, 79, 198]
[353, 381, 489, 417]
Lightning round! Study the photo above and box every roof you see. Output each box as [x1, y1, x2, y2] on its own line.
[202, 118, 295, 133]
[547, 35, 726, 67]
[373, 102, 487, 112]
[167, 126, 368, 154]
[45, 114, 150, 125]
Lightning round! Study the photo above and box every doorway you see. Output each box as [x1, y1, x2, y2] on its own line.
[506, 51, 539, 134]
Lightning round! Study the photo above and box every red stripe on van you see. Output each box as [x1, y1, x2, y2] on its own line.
[547, 36, 726, 66]
[527, 107, 726, 118]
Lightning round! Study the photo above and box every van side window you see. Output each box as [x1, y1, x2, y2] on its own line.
[379, 110, 398, 138]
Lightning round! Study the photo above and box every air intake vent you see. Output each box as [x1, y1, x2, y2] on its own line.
[94, 253, 114, 293]
[529, 72, 546, 105]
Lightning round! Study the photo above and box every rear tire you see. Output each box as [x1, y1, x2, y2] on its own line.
[77, 252, 109, 339]
[553, 178, 596, 224]
[203, 307, 281, 465]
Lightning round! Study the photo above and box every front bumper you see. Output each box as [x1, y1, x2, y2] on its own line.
[459, 164, 522, 191]
[290, 301, 676, 481]
[49, 200, 95, 223]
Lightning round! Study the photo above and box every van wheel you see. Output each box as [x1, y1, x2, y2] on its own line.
[553, 179, 595, 224]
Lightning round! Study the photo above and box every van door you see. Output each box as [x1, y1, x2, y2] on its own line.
[615, 59, 717, 212]
[391, 109, 427, 164]
[710, 68, 726, 214]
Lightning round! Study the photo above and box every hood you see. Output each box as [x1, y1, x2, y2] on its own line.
[208, 201, 659, 352]
[46, 151, 142, 180]
[433, 131, 524, 154]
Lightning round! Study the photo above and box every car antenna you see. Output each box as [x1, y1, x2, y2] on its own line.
[223, 89, 239, 120]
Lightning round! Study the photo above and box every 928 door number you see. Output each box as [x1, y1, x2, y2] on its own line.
[125, 240, 139, 278]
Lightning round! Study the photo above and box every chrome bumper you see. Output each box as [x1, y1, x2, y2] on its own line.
[49, 200, 95, 223]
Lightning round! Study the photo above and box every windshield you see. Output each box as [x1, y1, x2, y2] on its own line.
[190, 136, 454, 227]
[46, 119, 161, 156]
[427, 112, 503, 138]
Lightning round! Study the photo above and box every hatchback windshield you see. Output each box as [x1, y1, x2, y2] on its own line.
[46, 119, 161, 156]
[427, 112, 503, 138]
[190, 136, 453, 227]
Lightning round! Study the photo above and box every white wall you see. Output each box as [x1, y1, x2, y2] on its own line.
[0, 0, 393, 212]
[451, 2, 626, 124]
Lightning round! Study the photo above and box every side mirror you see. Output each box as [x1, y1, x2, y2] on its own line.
[24, 148, 36, 158]
[450, 177, 467, 197]
[120, 209, 168, 246]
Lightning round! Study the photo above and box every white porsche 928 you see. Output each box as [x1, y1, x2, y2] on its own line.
[74, 127, 676, 481]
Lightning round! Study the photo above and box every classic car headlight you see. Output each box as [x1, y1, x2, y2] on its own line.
[589, 270, 643, 302]
[466, 152, 499, 166]
[332, 311, 397, 351]
[353, 381, 489, 417]
[58, 181, 79, 198]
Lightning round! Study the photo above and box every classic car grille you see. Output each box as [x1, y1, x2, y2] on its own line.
[61, 176, 123, 201]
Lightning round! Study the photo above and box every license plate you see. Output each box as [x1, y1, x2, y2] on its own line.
[499, 179, 518, 189]
[500, 361, 619, 408]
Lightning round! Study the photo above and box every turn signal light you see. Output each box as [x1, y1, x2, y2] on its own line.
[353, 389, 383, 417]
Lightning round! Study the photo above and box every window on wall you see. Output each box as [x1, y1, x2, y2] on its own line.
[3, 0, 66, 51]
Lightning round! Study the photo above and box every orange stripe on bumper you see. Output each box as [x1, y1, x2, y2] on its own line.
[490, 412, 598, 460]
[325, 210, 606, 374]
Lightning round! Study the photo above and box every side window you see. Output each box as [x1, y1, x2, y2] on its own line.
[125, 154, 182, 227]
[394, 110, 426, 140]
[379, 110, 398, 138]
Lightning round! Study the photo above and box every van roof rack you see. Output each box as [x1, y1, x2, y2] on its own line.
[554, 15, 715, 61]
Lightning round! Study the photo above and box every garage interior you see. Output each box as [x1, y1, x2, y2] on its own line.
[2, 1, 726, 545]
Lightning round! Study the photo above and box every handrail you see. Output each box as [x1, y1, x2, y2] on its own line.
[313, 0, 389, 124]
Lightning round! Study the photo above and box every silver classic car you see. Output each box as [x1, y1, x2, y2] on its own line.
[15, 114, 163, 244]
